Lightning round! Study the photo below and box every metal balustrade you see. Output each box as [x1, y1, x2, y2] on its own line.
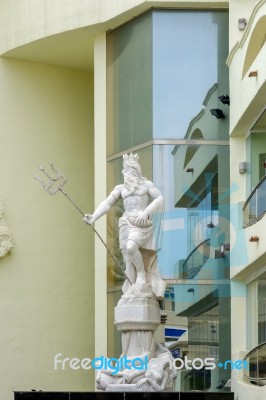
[243, 175, 266, 227]
[182, 239, 210, 279]
[243, 342, 266, 386]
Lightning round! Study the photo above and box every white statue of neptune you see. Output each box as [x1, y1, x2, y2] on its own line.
[83, 153, 165, 298]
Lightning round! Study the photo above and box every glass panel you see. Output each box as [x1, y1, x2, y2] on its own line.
[107, 10, 229, 157]
[244, 110, 266, 225]
[258, 345, 266, 378]
[258, 283, 266, 344]
[243, 177, 266, 226]
[243, 343, 266, 384]
[243, 193, 257, 226]
[184, 368, 211, 392]
[247, 109, 266, 193]
[153, 10, 229, 139]
[107, 12, 153, 155]
[153, 144, 230, 390]
[154, 144, 230, 282]
[187, 305, 219, 360]
[257, 178, 266, 218]
[245, 351, 258, 379]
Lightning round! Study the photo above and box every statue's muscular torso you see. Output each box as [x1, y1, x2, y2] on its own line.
[122, 189, 150, 216]
[112, 182, 152, 217]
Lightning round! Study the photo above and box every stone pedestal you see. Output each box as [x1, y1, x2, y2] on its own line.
[96, 283, 177, 392]
[114, 284, 160, 359]
[115, 301, 160, 331]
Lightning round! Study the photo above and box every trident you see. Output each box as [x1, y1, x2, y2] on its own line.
[34, 161, 132, 285]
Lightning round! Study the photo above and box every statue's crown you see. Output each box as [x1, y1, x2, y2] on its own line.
[122, 153, 142, 177]
[123, 153, 139, 164]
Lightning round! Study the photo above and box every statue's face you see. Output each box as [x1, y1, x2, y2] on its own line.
[123, 171, 133, 185]
[122, 167, 140, 193]
[122, 160, 142, 177]
[122, 167, 132, 180]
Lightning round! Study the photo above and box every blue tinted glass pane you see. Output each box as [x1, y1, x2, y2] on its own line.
[107, 12, 153, 155]
[257, 179, 266, 218]
[152, 145, 230, 280]
[153, 11, 229, 139]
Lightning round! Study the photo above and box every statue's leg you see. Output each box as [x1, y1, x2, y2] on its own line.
[122, 249, 137, 285]
[126, 240, 146, 284]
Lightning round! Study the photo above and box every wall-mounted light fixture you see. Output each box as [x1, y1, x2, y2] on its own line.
[249, 236, 259, 242]
[218, 95, 230, 105]
[210, 109, 225, 119]
[186, 168, 194, 173]
[239, 162, 247, 174]
[238, 18, 247, 30]
[248, 71, 258, 77]
[207, 221, 215, 228]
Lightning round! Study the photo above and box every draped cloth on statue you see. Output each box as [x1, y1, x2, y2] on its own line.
[118, 197, 164, 251]
[119, 202, 165, 299]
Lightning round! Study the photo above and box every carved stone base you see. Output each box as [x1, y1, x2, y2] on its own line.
[96, 343, 177, 392]
[106, 384, 143, 392]
[115, 301, 161, 331]
[96, 283, 176, 392]
[114, 283, 160, 358]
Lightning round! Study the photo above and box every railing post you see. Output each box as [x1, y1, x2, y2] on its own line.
[257, 348, 259, 380]
[256, 189, 258, 219]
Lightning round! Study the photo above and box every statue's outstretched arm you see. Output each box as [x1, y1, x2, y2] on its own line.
[83, 185, 122, 225]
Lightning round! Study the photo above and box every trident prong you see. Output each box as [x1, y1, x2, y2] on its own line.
[34, 161, 67, 195]
[34, 161, 132, 285]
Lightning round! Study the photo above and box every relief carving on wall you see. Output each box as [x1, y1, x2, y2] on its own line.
[0, 198, 15, 258]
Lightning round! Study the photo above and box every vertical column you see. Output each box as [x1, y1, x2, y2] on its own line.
[231, 280, 247, 351]
[94, 33, 107, 361]
[231, 280, 247, 393]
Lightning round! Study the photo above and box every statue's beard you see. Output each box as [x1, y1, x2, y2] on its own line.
[124, 175, 140, 194]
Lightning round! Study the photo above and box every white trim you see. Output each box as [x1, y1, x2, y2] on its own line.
[163, 279, 230, 285]
[94, 33, 108, 362]
[245, 264, 266, 285]
[107, 139, 229, 161]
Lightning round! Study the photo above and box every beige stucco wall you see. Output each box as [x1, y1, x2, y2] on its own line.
[228, 0, 266, 136]
[228, 0, 256, 48]
[0, 0, 228, 56]
[0, 58, 94, 398]
[229, 0, 266, 278]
